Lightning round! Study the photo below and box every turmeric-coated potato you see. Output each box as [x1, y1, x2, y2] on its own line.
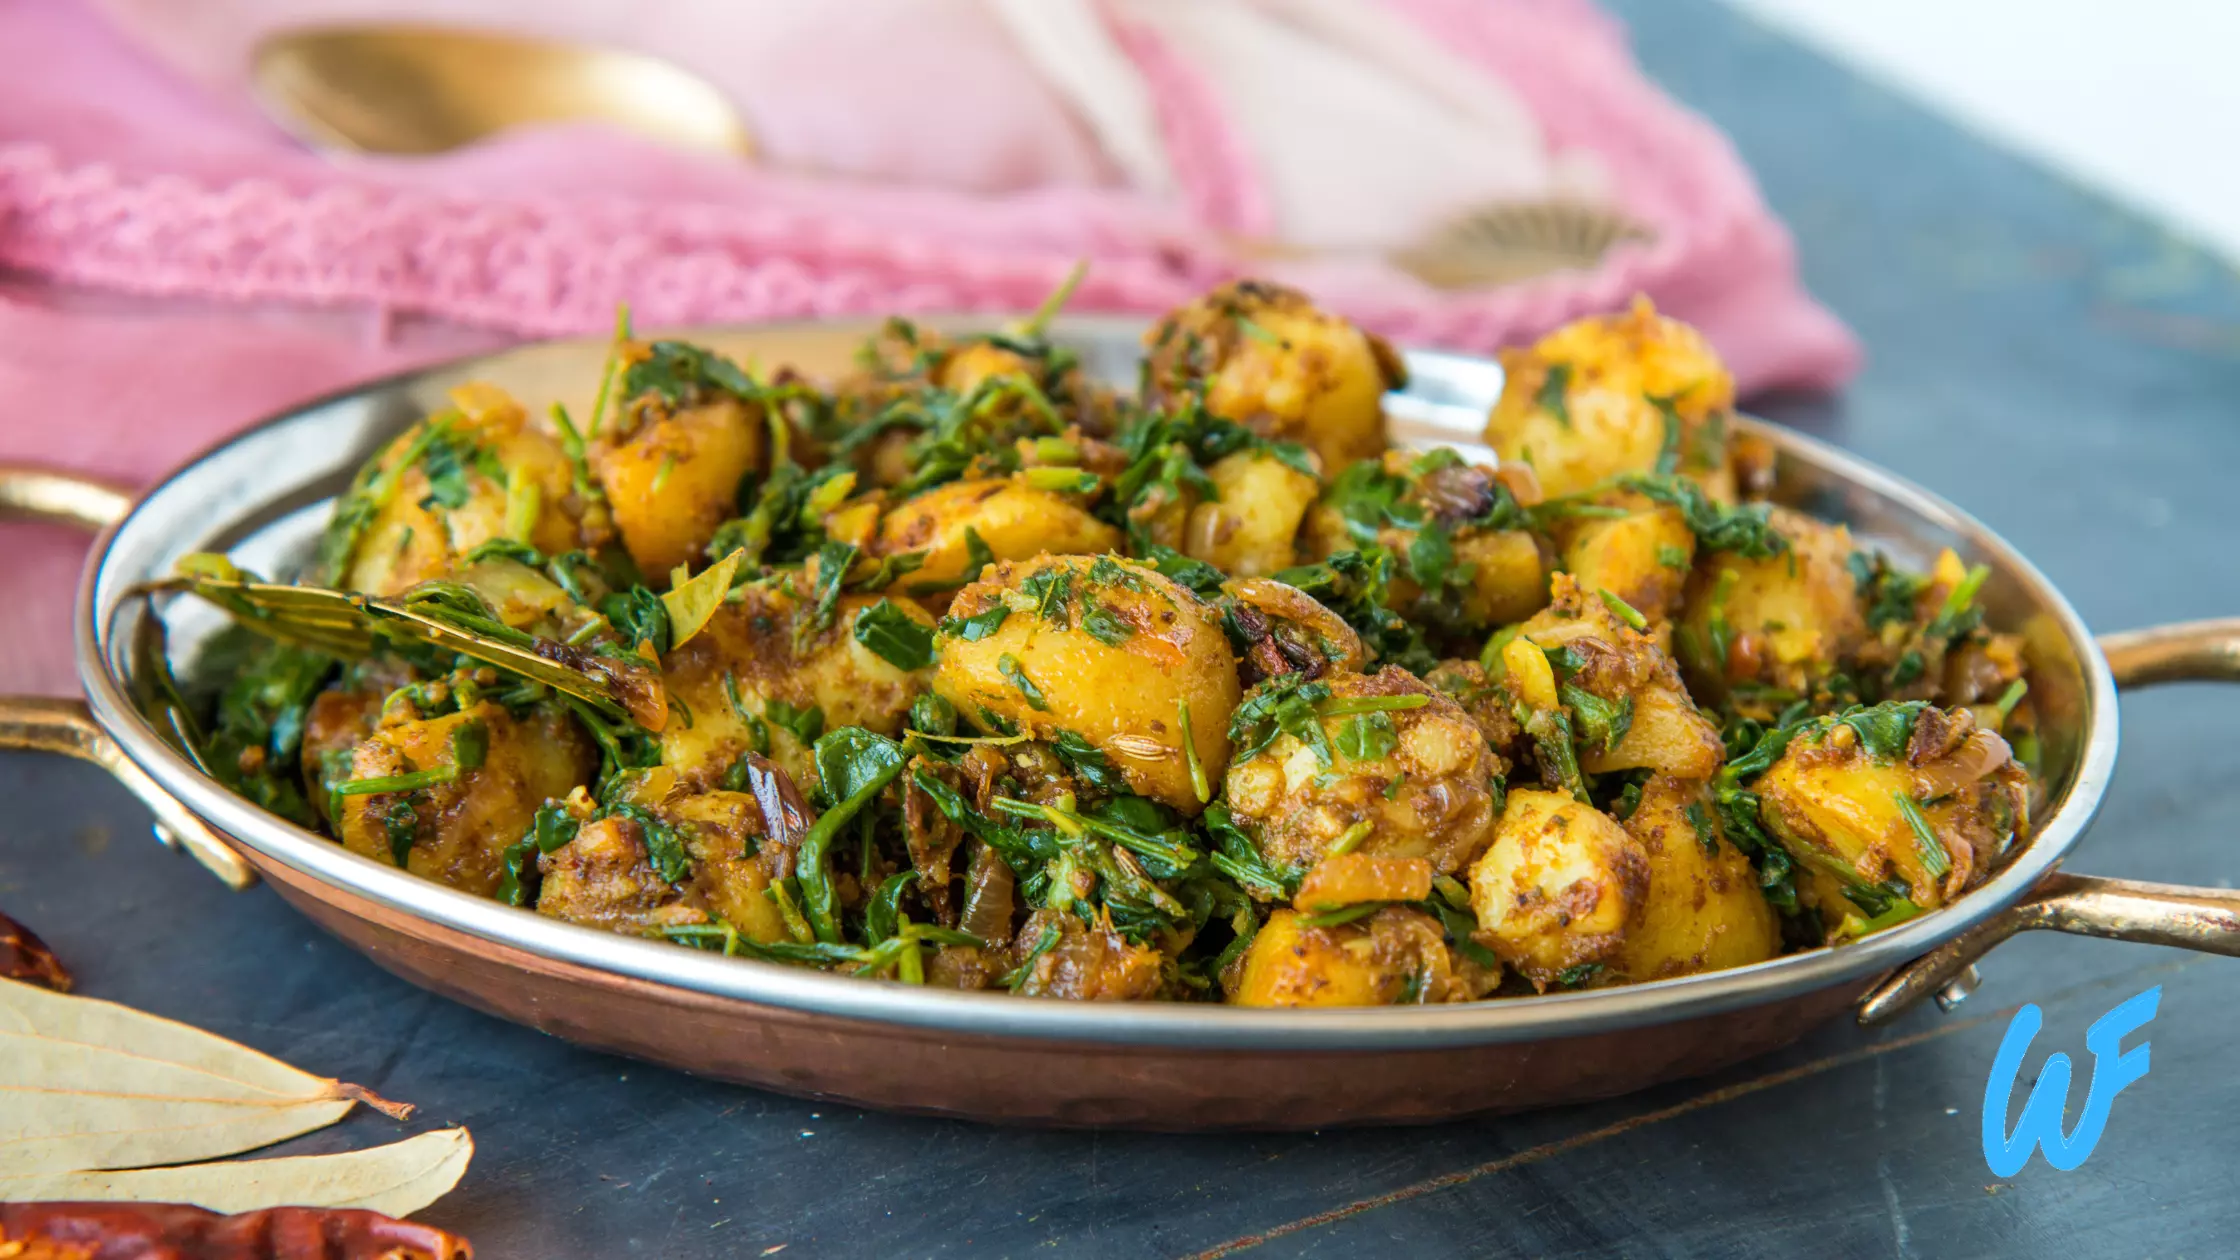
[1292, 852, 1435, 911]
[1556, 503, 1697, 623]
[1469, 788, 1649, 988]
[1230, 906, 1487, 1007]
[874, 475, 1122, 595]
[1421, 659, 1525, 760]
[1751, 702, 2025, 916]
[1483, 297, 1736, 500]
[337, 701, 595, 897]
[1223, 668, 1506, 878]
[591, 367, 767, 581]
[934, 554, 1240, 814]
[660, 583, 936, 787]
[1184, 450, 1322, 578]
[536, 778, 790, 945]
[1609, 776, 1780, 983]
[339, 383, 594, 595]
[1518, 575, 1725, 781]
[1143, 280, 1400, 470]
[1430, 529, 1552, 630]
[1677, 507, 1865, 707]
[1299, 452, 1552, 633]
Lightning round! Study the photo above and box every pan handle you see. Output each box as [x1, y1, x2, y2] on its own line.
[2, 465, 259, 890]
[0, 465, 135, 534]
[0, 695, 258, 890]
[1858, 617, 2240, 1025]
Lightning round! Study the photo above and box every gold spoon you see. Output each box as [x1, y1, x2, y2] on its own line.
[250, 24, 755, 159]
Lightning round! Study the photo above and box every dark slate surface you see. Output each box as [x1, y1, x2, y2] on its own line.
[7, 2, 2240, 1255]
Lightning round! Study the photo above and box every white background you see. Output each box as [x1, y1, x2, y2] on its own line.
[1719, 0, 2240, 262]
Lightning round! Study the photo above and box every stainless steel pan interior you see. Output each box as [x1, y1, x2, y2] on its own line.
[2, 315, 2235, 1127]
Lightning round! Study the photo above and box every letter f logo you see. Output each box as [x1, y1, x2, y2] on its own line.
[1981, 985, 2159, 1175]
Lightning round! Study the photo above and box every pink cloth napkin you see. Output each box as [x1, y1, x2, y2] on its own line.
[0, 0, 1858, 696]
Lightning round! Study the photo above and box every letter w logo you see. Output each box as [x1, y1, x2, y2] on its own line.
[1981, 986, 2159, 1176]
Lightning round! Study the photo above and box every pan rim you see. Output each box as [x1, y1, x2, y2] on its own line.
[73, 314, 2119, 1052]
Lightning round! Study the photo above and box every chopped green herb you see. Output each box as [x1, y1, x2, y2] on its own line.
[1177, 699, 1211, 804]
[1556, 962, 1604, 989]
[1597, 588, 1649, 631]
[1298, 901, 1386, 928]
[997, 654, 1049, 710]
[498, 801, 582, 906]
[1327, 820, 1375, 855]
[1021, 565, 1077, 627]
[943, 605, 1010, 642]
[1024, 466, 1100, 495]
[602, 585, 673, 655]
[1685, 800, 1717, 854]
[1993, 678, 2029, 725]
[1081, 603, 1135, 647]
[852, 599, 935, 671]
[1649, 394, 1685, 475]
[334, 765, 459, 797]
[907, 527, 995, 595]
[765, 699, 825, 745]
[1614, 474, 1788, 560]
[1524, 708, 1590, 803]
[1048, 729, 1129, 796]
[907, 692, 958, 738]
[1232, 313, 1283, 347]
[1561, 683, 1634, 754]
[448, 718, 489, 772]
[609, 803, 691, 885]
[1893, 791, 1953, 880]
[382, 800, 417, 869]
[795, 540, 861, 649]
[1536, 363, 1573, 428]
[1336, 711, 1398, 762]
[1927, 563, 1992, 641]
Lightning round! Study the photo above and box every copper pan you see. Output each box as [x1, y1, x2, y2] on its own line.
[4, 317, 2237, 1130]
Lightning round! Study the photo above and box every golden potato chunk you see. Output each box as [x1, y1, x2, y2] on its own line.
[1223, 668, 1506, 879]
[1609, 776, 1780, 982]
[660, 583, 935, 787]
[1184, 450, 1321, 578]
[338, 383, 594, 595]
[1292, 853, 1435, 911]
[1555, 503, 1696, 623]
[337, 702, 595, 897]
[536, 780, 790, 945]
[874, 475, 1122, 595]
[1751, 703, 2025, 918]
[1483, 297, 1736, 499]
[590, 376, 766, 581]
[1518, 575, 1724, 782]
[934, 554, 1239, 814]
[1469, 788, 1649, 989]
[1143, 280, 1399, 470]
[1299, 452, 1552, 634]
[1230, 906, 1484, 1007]
[1677, 507, 1866, 708]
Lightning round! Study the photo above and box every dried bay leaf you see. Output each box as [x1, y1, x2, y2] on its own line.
[0, 1128, 475, 1218]
[0, 978, 412, 1177]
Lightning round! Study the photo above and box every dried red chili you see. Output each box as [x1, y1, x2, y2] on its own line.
[0, 1203, 471, 1260]
[0, 908, 71, 992]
